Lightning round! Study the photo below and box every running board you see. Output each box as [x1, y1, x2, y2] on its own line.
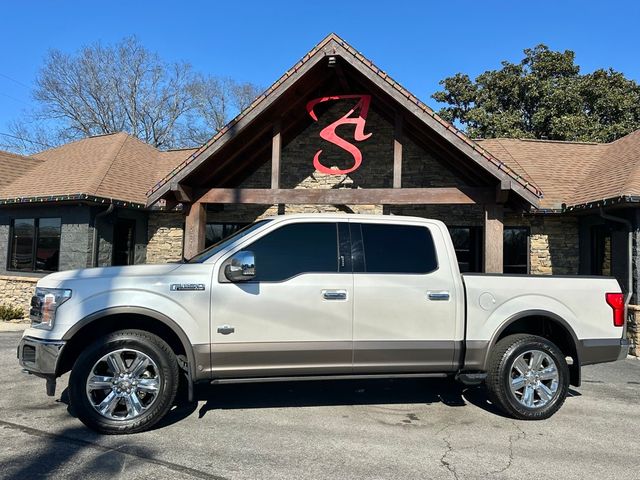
[211, 372, 448, 385]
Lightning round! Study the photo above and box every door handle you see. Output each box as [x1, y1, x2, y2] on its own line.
[427, 291, 450, 301]
[217, 325, 235, 335]
[322, 289, 347, 301]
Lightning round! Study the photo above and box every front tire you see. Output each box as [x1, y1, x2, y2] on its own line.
[69, 329, 179, 434]
[486, 334, 569, 420]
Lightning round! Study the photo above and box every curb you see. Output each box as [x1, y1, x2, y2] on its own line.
[0, 322, 29, 332]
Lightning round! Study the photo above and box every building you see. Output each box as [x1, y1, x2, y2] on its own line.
[0, 34, 638, 354]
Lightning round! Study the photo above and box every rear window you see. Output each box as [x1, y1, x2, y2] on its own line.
[359, 223, 438, 274]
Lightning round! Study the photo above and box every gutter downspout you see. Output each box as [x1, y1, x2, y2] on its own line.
[92, 204, 114, 267]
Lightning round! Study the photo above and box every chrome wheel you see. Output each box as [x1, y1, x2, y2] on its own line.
[509, 349, 559, 409]
[86, 348, 161, 421]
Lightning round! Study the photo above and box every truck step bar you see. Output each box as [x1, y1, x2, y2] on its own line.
[210, 372, 449, 385]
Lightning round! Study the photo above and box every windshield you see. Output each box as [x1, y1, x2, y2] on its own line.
[187, 220, 272, 263]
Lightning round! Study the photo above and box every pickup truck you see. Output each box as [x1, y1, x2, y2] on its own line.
[18, 214, 629, 434]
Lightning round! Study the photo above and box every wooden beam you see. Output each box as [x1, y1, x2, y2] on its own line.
[483, 204, 504, 273]
[496, 179, 511, 204]
[184, 202, 206, 259]
[393, 113, 403, 188]
[271, 120, 282, 189]
[197, 187, 492, 205]
[170, 182, 193, 203]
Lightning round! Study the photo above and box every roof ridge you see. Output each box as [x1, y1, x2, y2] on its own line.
[0, 149, 41, 161]
[90, 133, 131, 196]
[33, 131, 126, 156]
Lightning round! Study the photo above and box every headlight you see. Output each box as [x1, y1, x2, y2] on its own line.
[30, 288, 72, 330]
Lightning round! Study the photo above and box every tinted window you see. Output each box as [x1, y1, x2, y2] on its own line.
[9, 218, 61, 272]
[504, 227, 529, 274]
[247, 222, 339, 281]
[205, 223, 249, 248]
[449, 226, 483, 273]
[360, 223, 437, 274]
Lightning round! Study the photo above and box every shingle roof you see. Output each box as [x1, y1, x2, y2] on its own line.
[0, 133, 195, 206]
[0, 150, 43, 190]
[146, 33, 543, 207]
[477, 138, 608, 210]
[570, 130, 640, 207]
[479, 131, 640, 210]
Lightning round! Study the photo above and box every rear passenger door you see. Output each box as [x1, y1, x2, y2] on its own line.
[351, 221, 459, 372]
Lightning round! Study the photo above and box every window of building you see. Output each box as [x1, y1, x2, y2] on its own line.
[205, 223, 249, 248]
[357, 223, 438, 274]
[9, 218, 62, 272]
[449, 226, 483, 273]
[503, 227, 529, 274]
[245, 222, 339, 282]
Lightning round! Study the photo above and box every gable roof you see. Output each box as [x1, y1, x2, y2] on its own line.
[479, 130, 640, 211]
[146, 33, 543, 207]
[0, 150, 43, 190]
[0, 133, 196, 207]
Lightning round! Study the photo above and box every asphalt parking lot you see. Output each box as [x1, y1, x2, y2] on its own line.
[0, 330, 638, 480]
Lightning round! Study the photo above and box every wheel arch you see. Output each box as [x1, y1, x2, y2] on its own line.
[484, 310, 582, 387]
[58, 307, 200, 385]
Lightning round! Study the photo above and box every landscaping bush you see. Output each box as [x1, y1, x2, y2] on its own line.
[0, 304, 25, 321]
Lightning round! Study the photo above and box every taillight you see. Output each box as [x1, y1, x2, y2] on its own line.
[605, 292, 625, 327]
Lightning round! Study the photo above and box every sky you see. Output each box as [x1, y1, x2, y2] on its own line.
[1, 0, 639, 148]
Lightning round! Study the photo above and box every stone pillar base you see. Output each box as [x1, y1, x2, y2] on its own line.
[627, 305, 640, 357]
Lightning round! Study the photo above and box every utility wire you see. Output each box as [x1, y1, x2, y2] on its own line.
[0, 132, 52, 149]
[0, 72, 30, 89]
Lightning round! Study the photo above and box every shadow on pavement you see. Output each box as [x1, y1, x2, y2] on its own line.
[194, 377, 495, 419]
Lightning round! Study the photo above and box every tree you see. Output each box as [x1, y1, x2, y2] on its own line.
[4, 36, 262, 154]
[432, 44, 640, 142]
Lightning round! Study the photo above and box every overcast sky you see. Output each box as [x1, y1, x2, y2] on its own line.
[1, 0, 639, 147]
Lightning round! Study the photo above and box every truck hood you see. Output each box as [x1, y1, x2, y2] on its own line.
[38, 264, 184, 287]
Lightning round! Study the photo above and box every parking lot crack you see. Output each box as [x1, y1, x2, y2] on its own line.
[439, 426, 459, 480]
[489, 422, 526, 475]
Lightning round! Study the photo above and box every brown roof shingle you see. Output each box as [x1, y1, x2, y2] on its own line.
[478, 138, 607, 210]
[0, 133, 195, 206]
[0, 150, 44, 190]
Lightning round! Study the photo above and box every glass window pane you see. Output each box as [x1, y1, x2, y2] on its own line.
[361, 224, 437, 274]
[247, 223, 338, 282]
[206, 223, 249, 248]
[504, 227, 529, 274]
[10, 219, 35, 271]
[35, 218, 61, 271]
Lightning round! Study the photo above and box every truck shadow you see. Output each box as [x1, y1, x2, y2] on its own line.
[185, 377, 507, 422]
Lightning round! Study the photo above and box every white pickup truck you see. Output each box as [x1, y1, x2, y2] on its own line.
[18, 214, 628, 434]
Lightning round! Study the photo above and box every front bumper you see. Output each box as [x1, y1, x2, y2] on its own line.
[17, 336, 66, 378]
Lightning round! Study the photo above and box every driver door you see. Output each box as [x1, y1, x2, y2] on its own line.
[210, 220, 353, 378]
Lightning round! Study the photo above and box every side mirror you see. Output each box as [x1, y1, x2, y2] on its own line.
[224, 251, 256, 282]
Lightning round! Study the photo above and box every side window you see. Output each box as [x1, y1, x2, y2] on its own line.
[245, 222, 339, 282]
[358, 223, 438, 274]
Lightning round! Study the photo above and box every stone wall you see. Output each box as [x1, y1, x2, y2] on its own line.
[146, 213, 184, 264]
[0, 275, 38, 320]
[505, 214, 580, 275]
[627, 305, 640, 356]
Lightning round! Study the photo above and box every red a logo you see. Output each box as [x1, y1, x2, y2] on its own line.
[306, 94, 373, 174]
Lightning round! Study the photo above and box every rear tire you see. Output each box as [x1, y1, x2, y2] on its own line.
[68, 329, 179, 434]
[486, 334, 569, 420]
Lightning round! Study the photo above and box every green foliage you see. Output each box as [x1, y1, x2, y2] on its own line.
[0, 304, 25, 321]
[432, 44, 640, 142]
